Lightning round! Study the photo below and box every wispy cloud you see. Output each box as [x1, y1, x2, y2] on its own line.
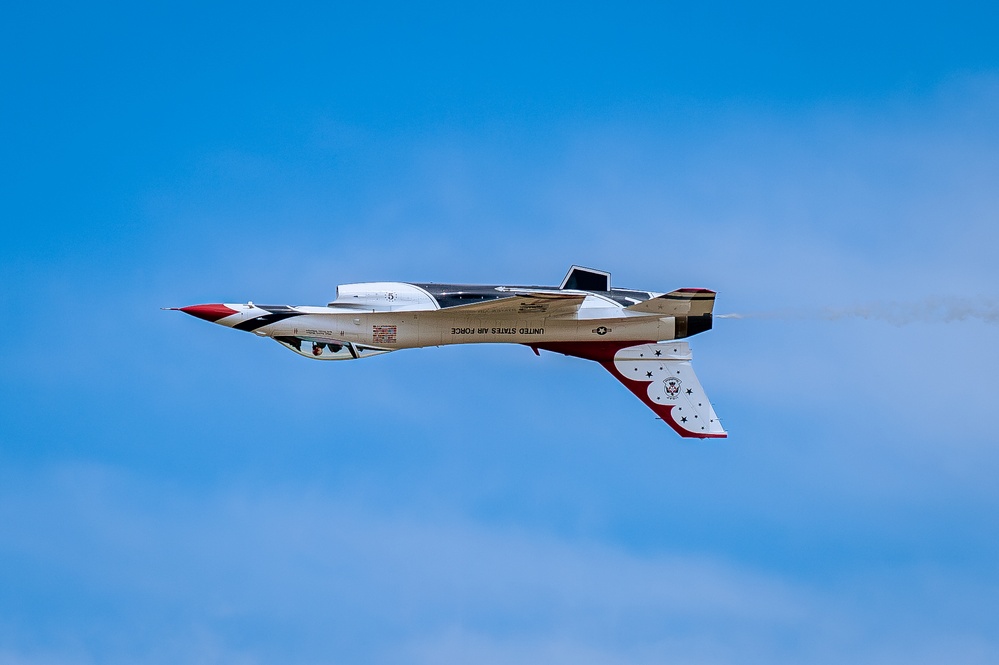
[2, 465, 997, 665]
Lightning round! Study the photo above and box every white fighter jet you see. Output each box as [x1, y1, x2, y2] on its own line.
[172, 266, 726, 438]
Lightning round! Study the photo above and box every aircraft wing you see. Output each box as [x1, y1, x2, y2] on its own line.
[439, 292, 586, 317]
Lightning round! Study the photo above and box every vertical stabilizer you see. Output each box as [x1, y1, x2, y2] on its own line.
[604, 342, 726, 438]
[530, 340, 727, 438]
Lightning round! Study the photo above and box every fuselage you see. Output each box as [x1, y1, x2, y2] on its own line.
[180, 281, 711, 361]
[172, 268, 727, 438]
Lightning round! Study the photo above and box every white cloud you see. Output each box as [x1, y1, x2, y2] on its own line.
[1, 465, 996, 665]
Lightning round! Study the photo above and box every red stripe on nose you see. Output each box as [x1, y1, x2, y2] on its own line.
[179, 304, 238, 322]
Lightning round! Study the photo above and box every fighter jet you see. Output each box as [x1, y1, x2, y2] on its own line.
[172, 266, 726, 438]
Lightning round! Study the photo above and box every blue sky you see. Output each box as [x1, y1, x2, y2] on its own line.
[2, 2, 999, 663]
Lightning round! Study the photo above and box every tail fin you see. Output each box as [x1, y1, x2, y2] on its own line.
[530, 340, 727, 439]
[626, 289, 715, 338]
[605, 341, 726, 438]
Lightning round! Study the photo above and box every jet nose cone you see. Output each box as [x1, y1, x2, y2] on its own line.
[178, 303, 238, 322]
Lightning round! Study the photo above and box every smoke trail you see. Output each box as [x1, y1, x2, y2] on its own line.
[718, 298, 999, 325]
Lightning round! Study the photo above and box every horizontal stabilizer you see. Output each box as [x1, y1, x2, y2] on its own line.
[626, 288, 716, 316]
